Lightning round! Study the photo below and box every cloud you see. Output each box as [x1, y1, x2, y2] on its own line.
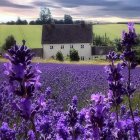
[31, 0, 140, 18]
[32, 1, 61, 8]
[52, 0, 121, 7]
[1, 0, 140, 21]
[0, 0, 33, 9]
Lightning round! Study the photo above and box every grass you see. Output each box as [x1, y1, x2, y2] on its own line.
[93, 24, 140, 40]
[0, 24, 140, 49]
[0, 57, 118, 65]
[0, 25, 42, 48]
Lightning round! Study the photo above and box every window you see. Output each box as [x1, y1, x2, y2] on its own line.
[81, 45, 84, 48]
[61, 45, 64, 49]
[81, 56, 84, 60]
[70, 45, 73, 49]
[50, 46, 53, 49]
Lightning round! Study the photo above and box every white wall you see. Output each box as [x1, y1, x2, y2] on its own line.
[42, 43, 92, 60]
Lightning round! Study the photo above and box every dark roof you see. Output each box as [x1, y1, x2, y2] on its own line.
[42, 24, 93, 44]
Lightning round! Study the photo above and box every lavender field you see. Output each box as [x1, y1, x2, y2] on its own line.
[1, 62, 140, 108]
[33, 63, 140, 108]
[0, 23, 140, 139]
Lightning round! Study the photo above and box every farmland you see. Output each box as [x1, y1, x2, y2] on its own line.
[0, 25, 42, 48]
[1, 28, 140, 139]
[0, 62, 140, 108]
[94, 23, 140, 40]
[1, 24, 140, 49]
[1, 57, 140, 139]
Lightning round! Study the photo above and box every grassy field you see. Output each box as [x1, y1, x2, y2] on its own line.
[0, 25, 42, 48]
[0, 24, 140, 49]
[93, 24, 140, 40]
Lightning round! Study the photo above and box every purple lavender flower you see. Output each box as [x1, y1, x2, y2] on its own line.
[106, 51, 119, 61]
[4, 42, 41, 97]
[27, 130, 35, 140]
[0, 122, 16, 140]
[121, 22, 137, 48]
[72, 95, 78, 106]
[45, 87, 51, 96]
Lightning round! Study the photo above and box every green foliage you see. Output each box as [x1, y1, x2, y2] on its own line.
[135, 48, 140, 64]
[16, 17, 28, 25]
[6, 17, 28, 25]
[40, 7, 52, 24]
[113, 38, 122, 52]
[64, 15, 73, 24]
[56, 51, 64, 61]
[135, 34, 140, 45]
[70, 49, 80, 61]
[93, 33, 113, 46]
[2, 35, 15, 51]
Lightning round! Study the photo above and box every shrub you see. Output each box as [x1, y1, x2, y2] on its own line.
[113, 38, 122, 52]
[93, 33, 113, 46]
[70, 49, 80, 61]
[56, 51, 64, 61]
[2, 35, 15, 51]
[136, 49, 140, 64]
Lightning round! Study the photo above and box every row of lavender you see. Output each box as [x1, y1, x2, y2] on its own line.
[0, 23, 140, 139]
[0, 63, 140, 108]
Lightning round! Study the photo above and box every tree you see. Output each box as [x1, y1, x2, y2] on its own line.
[56, 51, 64, 61]
[93, 33, 113, 46]
[114, 38, 122, 52]
[2, 35, 15, 51]
[40, 7, 52, 24]
[70, 49, 80, 61]
[16, 17, 28, 25]
[7, 21, 16, 25]
[64, 15, 73, 24]
[29, 20, 36, 25]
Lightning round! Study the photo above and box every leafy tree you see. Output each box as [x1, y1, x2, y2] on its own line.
[93, 33, 113, 46]
[114, 38, 122, 52]
[54, 19, 64, 24]
[135, 49, 140, 64]
[16, 17, 28, 25]
[135, 34, 140, 45]
[56, 51, 64, 61]
[70, 49, 80, 61]
[2, 35, 15, 51]
[7, 21, 16, 25]
[40, 7, 53, 24]
[29, 20, 36, 25]
[64, 15, 73, 24]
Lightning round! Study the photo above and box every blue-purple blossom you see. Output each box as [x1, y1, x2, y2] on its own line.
[0, 122, 16, 140]
[0, 23, 140, 139]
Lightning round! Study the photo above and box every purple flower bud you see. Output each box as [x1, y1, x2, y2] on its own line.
[72, 95, 78, 106]
[27, 130, 35, 140]
[128, 22, 135, 32]
[19, 98, 32, 120]
[45, 87, 51, 96]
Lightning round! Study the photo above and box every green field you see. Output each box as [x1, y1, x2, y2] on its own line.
[0, 24, 140, 49]
[94, 24, 140, 40]
[0, 25, 42, 48]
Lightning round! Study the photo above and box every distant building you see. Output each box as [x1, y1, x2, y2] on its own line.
[41, 24, 93, 60]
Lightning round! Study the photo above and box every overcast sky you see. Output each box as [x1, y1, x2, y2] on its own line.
[1, 0, 140, 22]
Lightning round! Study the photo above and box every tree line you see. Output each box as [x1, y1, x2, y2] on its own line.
[5, 8, 86, 25]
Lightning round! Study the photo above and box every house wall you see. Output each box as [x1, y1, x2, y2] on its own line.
[42, 43, 92, 60]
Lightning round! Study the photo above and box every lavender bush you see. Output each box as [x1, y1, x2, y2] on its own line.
[0, 23, 140, 140]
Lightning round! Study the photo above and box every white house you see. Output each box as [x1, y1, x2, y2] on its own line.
[41, 24, 93, 60]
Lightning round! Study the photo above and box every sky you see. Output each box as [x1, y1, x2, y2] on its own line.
[1, 0, 140, 23]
